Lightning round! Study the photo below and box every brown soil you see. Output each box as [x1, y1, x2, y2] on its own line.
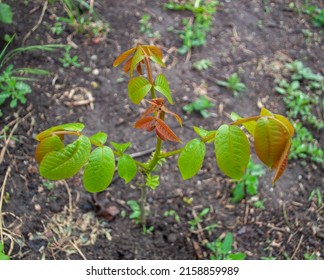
[0, 0, 323, 260]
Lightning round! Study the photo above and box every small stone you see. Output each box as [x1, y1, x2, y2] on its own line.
[168, 233, 177, 243]
[90, 55, 98, 61]
[34, 204, 42, 211]
[92, 68, 100, 75]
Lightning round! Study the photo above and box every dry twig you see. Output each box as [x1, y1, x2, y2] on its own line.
[22, 1, 48, 45]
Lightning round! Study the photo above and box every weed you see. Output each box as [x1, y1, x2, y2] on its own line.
[304, 253, 317, 260]
[275, 60, 323, 167]
[139, 13, 160, 38]
[51, 22, 64, 35]
[0, 242, 10, 260]
[183, 95, 214, 118]
[127, 200, 154, 234]
[0, 65, 32, 116]
[289, 2, 324, 27]
[43, 180, 55, 190]
[231, 160, 264, 203]
[0, 35, 62, 116]
[164, 209, 181, 223]
[206, 232, 246, 260]
[165, 0, 218, 54]
[253, 200, 265, 209]
[53, 0, 109, 36]
[261, 256, 277, 260]
[308, 188, 323, 208]
[127, 200, 141, 224]
[193, 59, 213, 71]
[0, 3, 13, 24]
[217, 73, 246, 97]
[289, 123, 323, 165]
[59, 46, 81, 68]
[188, 207, 209, 230]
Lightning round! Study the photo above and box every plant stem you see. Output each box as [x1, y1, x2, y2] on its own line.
[140, 184, 148, 225]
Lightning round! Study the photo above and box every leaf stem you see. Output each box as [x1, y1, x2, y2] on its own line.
[143, 52, 156, 99]
[50, 131, 81, 137]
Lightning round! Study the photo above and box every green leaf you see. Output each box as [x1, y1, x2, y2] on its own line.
[231, 112, 256, 136]
[0, 3, 13, 24]
[178, 139, 206, 180]
[231, 183, 245, 203]
[36, 123, 85, 141]
[127, 200, 140, 212]
[0, 242, 10, 260]
[149, 51, 166, 67]
[193, 126, 216, 142]
[129, 48, 145, 76]
[199, 208, 210, 217]
[89, 132, 107, 146]
[154, 73, 173, 104]
[35, 135, 64, 163]
[110, 141, 131, 153]
[118, 154, 137, 184]
[229, 252, 246, 260]
[128, 76, 152, 104]
[221, 233, 233, 255]
[214, 125, 250, 180]
[40, 135, 91, 180]
[83, 146, 115, 193]
[16, 82, 31, 94]
[145, 174, 159, 189]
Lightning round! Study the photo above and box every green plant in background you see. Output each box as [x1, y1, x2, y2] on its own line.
[34, 44, 294, 232]
[193, 58, 213, 71]
[164, 209, 181, 223]
[289, 123, 323, 165]
[231, 159, 265, 203]
[51, 22, 64, 35]
[304, 253, 317, 260]
[275, 60, 323, 166]
[206, 232, 246, 260]
[188, 207, 209, 230]
[217, 73, 246, 97]
[139, 13, 159, 38]
[165, 0, 219, 54]
[183, 95, 215, 118]
[0, 65, 32, 116]
[127, 200, 141, 224]
[289, 1, 324, 27]
[0, 2, 13, 24]
[0, 242, 10, 260]
[308, 188, 323, 208]
[59, 46, 81, 68]
[0, 35, 64, 116]
[53, 0, 109, 36]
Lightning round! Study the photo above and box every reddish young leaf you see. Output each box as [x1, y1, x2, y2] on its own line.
[142, 45, 163, 59]
[155, 127, 167, 141]
[136, 63, 143, 75]
[123, 57, 132, 73]
[155, 118, 180, 142]
[134, 116, 155, 131]
[272, 139, 291, 184]
[142, 106, 156, 117]
[163, 107, 182, 126]
[113, 47, 136, 67]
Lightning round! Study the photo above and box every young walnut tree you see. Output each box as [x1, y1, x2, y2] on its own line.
[35, 44, 294, 225]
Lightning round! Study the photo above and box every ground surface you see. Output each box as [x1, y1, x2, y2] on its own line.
[0, 0, 323, 260]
